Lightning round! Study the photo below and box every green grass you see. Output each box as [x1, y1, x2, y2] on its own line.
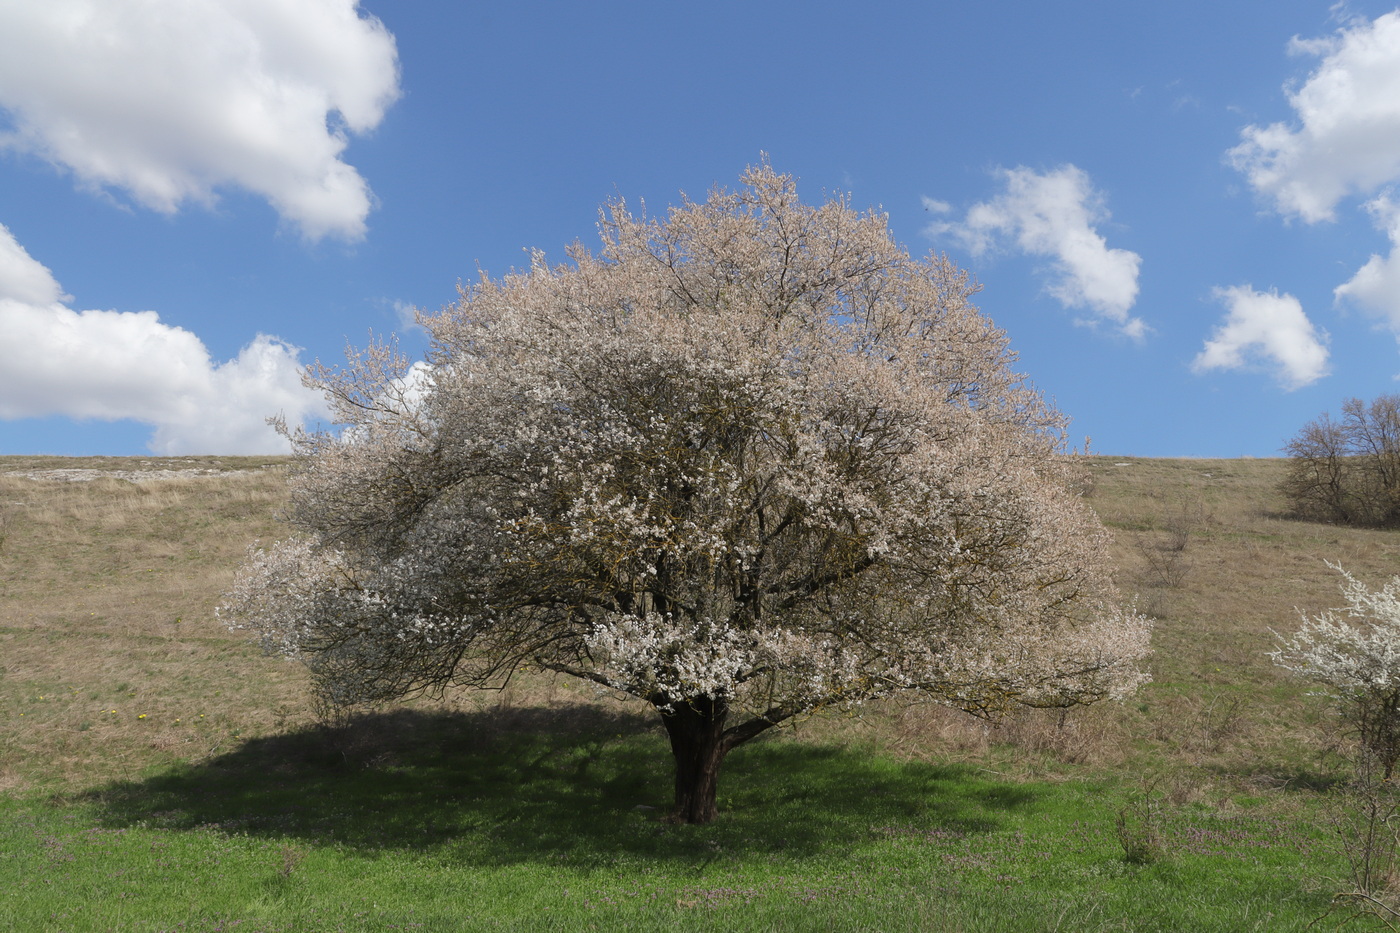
[5, 708, 1340, 932]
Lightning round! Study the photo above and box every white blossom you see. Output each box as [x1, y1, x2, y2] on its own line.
[221, 160, 1150, 821]
[1273, 565, 1400, 692]
[1272, 563, 1400, 776]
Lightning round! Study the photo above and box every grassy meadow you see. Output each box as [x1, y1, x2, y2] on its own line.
[1, 454, 1396, 930]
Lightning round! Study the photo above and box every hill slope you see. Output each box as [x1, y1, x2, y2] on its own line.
[2, 454, 1394, 792]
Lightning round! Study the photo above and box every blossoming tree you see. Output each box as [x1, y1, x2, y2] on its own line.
[221, 162, 1151, 824]
[1272, 564, 1400, 779]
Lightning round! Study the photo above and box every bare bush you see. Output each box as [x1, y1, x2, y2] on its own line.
[1283, 395, 1400, 527]
[1133, 496, 1207, 589]
[1314, 752, 1400, 930]
[1116, 779, 1169, 865]
[1136, 526, 1191, 589]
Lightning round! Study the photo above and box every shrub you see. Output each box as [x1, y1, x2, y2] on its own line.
[1272, 564, 1400, 779]
[1282, 395, 1400, 527]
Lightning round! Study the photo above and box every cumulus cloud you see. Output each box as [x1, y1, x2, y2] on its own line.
[0, 223, 327, 453]
[0, 0, 400, 241]
[1192, 285, 1329, 389]
[930, 165, 1147, 340]
[1229, 11, 1400, 223]
[1335, 194, 1400, 329]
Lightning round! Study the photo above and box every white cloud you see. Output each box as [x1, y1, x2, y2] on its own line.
[1230, 11, 1400, 223]
[383, 360, 434, 418]
[1335, 194, 1400, 328]
[0, 223, 67, 307]
[0, 223, 327, 453]
[0, 0, 400, 241]
[1193, 285, 1329, 389]
[930, 165, 1147, 340]
[393, 300, 425, 335]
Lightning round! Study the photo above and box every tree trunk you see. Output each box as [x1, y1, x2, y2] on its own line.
[659, 695, 730, 824]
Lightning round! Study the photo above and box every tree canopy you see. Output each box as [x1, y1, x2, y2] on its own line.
[221, 162, 1150, 823]
[1282, 395, 1400, 528]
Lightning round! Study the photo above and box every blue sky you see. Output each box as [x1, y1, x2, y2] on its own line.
[4, 1, 1400, 457]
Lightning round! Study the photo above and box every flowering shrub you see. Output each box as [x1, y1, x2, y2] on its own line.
[1272, 564, 1400, 779]
[221, 161, 1150, 823]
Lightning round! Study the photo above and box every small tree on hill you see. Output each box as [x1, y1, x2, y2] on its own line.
[1283, 395, 1400, 527]
[221, 162, 1151, 824]
[1272, 564, 1400, 780]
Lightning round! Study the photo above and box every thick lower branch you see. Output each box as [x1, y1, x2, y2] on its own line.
[537, 660, 634, 694]
[721, 704, 799, 750]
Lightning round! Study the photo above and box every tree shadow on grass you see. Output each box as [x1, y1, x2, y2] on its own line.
[78, 705, 1036, 868]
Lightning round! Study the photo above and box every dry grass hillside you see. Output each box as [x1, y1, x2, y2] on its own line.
[1084, 457, 1400, 781]
[2, 454, 1396, 796]
[0, 457, 308, 792]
